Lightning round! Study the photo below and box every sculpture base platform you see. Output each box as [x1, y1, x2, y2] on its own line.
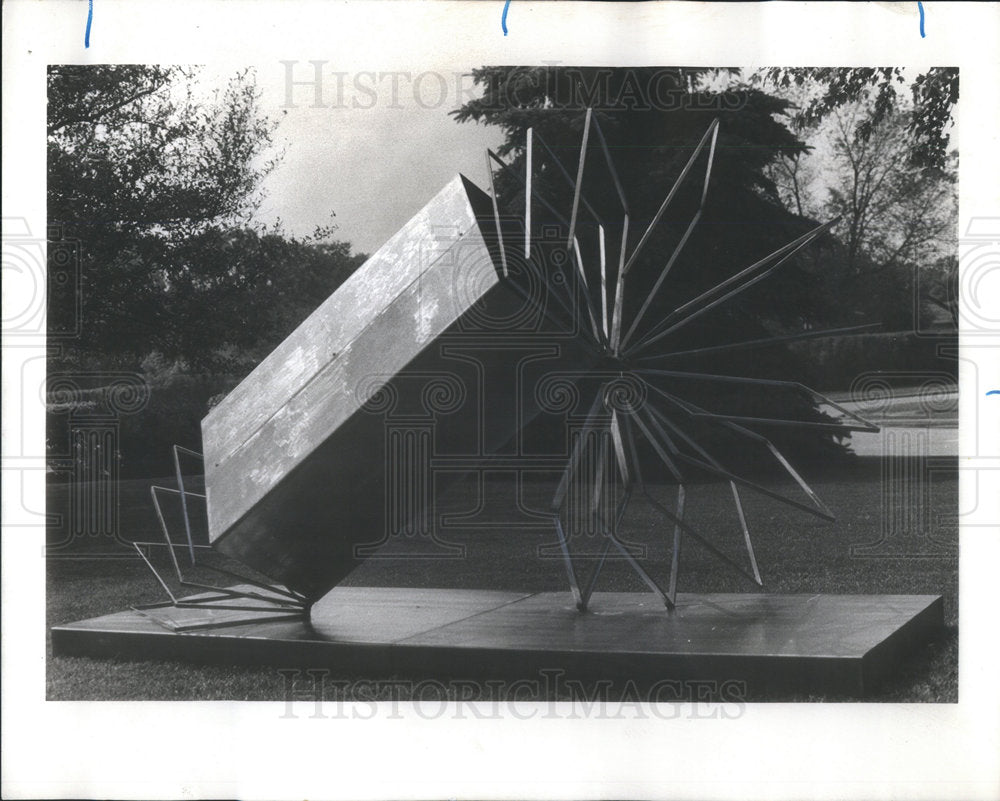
[51, 587, 943, 697]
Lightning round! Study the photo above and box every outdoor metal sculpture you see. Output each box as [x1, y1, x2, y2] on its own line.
[135, 110, 878, 627]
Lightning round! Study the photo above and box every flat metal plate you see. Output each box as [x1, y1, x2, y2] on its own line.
[52, 588, 943, 696]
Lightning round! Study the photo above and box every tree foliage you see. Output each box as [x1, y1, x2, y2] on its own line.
[754, 67, 958, 170]
[49, 65, 279, 235]
[760, 77, 958, 331]
[47, 65, 362, 369]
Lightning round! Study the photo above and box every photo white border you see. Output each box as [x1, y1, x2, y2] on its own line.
[3, 2, 999, 799]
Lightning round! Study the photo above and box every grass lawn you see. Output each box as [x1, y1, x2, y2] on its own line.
[46, 457, 958, 702]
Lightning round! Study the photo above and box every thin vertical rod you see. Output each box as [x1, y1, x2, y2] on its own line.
[609, 410, 630, 486]
[667, 485, 684, 603]
[567, 107, 593, 248]
[525, 128, 533, 259]
[572, 236, 604, 345]
[172, 445, 197, 563]
[151, 485, 186, 582]
[485, 149, 508, 277]
[599, 224, 609, 339]
[609, 213, 629, 355]
[620, 408, 646, 495]
[590, 428, 608, 516]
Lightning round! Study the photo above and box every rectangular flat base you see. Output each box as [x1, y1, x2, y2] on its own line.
[52, 588, 943, 697]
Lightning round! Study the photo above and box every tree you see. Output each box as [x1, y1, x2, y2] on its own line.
[823, 107, 957, 277]
[153, 228, 366, 369]
[47, 65, 288, 363]
[759, 80, 958, 331]
[754, 67, 959, 170]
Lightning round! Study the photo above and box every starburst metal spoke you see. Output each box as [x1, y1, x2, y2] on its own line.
[619, 208, 704, 352]
[609, 119, 718, 355]
[633, 403, 763, 585]
[599, 224, 609, 338]
[657, 388, 835, 519]
[531, 127, 606, 227]
[627, 216, 841, 357]
[484, 149, 509, 277]
[640, 402, 835, 522]
[567, 107, 593, 248]
[486, 155, 605, 353]
[590, 114, 630, 216]
[530, 126, 617, 345]
[551, 392, 606, 512]
[585, 113, 632, 355]
[626, 408, 763, 586]
[571, 236, 606, 345]
[525, 128, 533, 258]
[634, 322, 882, 363]
[609, 212, 629, 355]
[621, 117, 719, 276]
[619, 120, 719, 352]
[620, 409, 647, 494]
[636, 368, 878, 432]
[487, 147, 609, 350]
[515, 110, 862, 611]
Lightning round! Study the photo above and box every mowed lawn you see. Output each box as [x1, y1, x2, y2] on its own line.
[46, 458, 958, 702]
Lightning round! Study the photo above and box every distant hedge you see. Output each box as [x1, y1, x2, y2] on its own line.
[47, 371, 244, 480]
[790, 331, 957, 391]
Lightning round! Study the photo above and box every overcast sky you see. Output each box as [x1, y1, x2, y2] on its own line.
[243, 63, 506, 255]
